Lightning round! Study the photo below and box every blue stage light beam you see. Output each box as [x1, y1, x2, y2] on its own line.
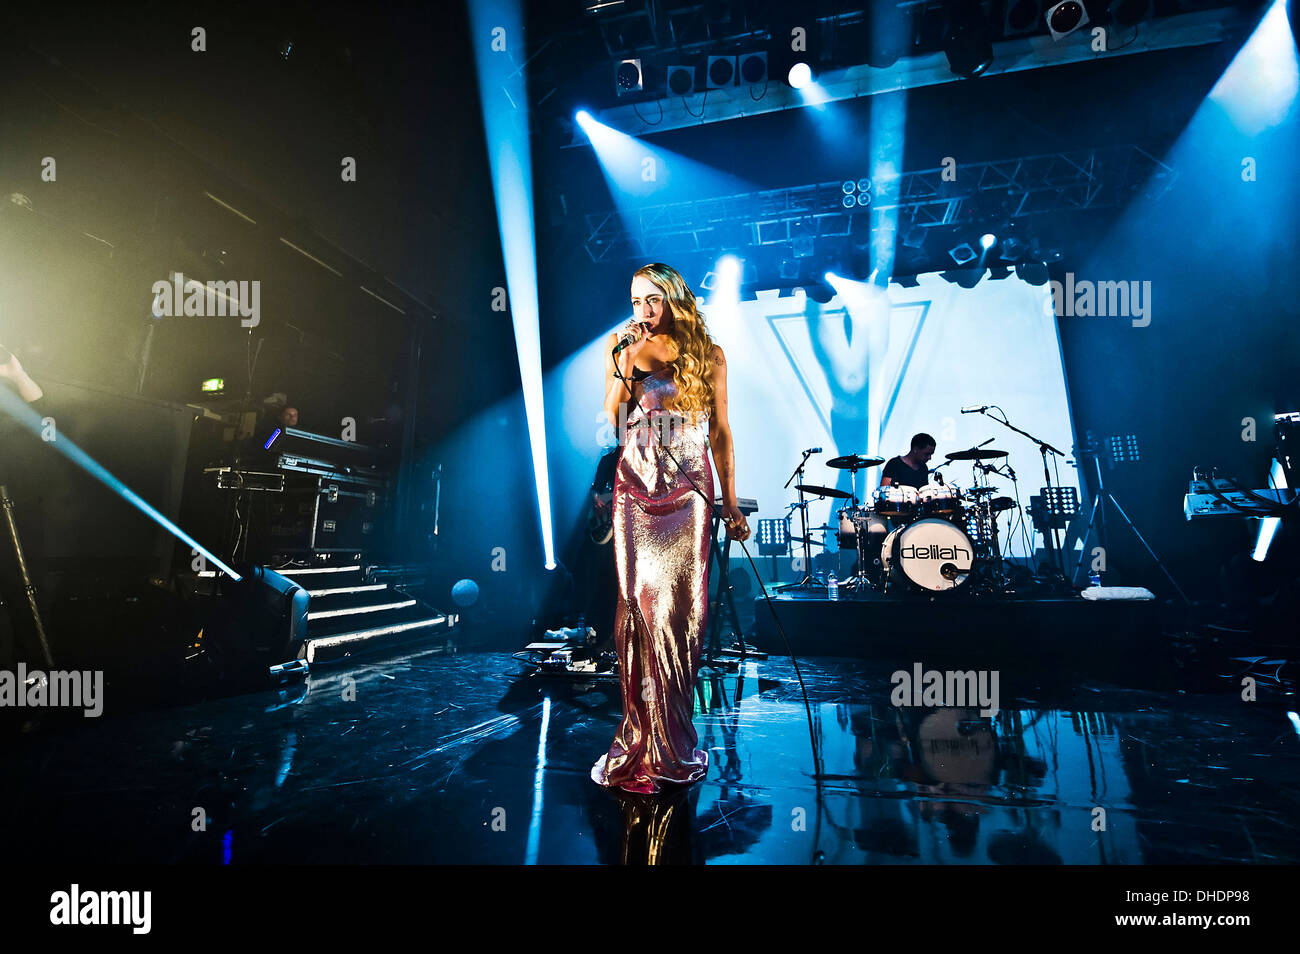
[795, 77, 831, 108]
[574, 110, 746, 204]
[867, 90, 907, 280]
[1253, 457, 1288, 562]
[469, 0, 555, 569]
[704, 254, 744, 342]
[0, 385, 241, 580]
[1209, 0, 1298, 136]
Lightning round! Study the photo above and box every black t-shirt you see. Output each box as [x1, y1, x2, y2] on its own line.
[882, 455, 928, 490]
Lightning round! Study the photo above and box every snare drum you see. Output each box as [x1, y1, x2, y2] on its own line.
[918, 483, 960, 516]
[873, 485, 918, 519]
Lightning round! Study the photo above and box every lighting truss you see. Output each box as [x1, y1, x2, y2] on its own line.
[582, 145, 1174, 262]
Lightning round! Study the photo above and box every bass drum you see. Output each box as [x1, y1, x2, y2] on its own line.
[880, 518, 975, 592]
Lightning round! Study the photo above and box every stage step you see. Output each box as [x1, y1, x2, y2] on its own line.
[275, 563, 458, 666]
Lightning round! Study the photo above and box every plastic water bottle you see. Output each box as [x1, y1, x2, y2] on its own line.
[1088, 572, 1101, 589]
[828, 573, 839, 601]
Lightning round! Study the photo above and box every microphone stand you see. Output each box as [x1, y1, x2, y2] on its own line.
[973, 408, 1069, 588]
[777, 448, 819, 591]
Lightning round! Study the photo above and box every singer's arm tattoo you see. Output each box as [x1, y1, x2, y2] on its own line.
[708, 345, 738, 507]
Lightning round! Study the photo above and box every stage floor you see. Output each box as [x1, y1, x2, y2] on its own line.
[5, 646, 1298, 864]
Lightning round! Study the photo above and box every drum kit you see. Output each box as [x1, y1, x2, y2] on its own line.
[790, 447, 1019, 597]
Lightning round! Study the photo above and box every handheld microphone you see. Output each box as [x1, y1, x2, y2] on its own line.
[960, 404, 990, 414]
[804, 446, 822, 455]
[611, 323, 647, 355]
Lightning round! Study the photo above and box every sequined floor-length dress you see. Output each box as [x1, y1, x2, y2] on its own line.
[591, 364, 712, 794]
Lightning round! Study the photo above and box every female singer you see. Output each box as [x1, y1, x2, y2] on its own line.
[591, 263, 749, 795]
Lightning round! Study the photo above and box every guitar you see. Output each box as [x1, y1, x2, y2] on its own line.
[587, 491, 614, 544]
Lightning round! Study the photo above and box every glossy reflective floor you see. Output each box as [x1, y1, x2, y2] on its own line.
[5, 647, 1299, 864]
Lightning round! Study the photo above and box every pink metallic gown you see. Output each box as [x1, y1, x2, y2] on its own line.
[591, 364, 712, 794]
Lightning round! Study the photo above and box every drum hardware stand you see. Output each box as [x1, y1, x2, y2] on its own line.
[0, 484, 56, 669]
[776, 448, 820, 592]
[975, 461, 1014, 591]
[1070, 440, 1190, 604]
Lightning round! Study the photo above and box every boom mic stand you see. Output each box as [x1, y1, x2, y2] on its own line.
[776, 448, 820, 591]
[972, 407, 1070, 588]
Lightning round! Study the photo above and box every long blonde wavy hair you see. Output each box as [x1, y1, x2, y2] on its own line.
[633, 263, 716, 426]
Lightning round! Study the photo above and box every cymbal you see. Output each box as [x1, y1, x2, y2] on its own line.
[826, 454, 886, 470]
[946, 448, 1008, 461]
[796, 483, 853, 500]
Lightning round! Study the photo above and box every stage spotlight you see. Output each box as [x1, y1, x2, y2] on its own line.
[842, 194, 857, 208]
[841, 180, 856, 195]
[948, 241, 977, 265]
[1209, 0, 1299, 137]
[1004, 0, 1042, 36]
[980, 232, 997, 249]
[999, 235, 1029, 261]
[667, 64, 695, 95]
[903, 224, 928, 249]
[1016, 262, 1050, 285]
[779, 257, 800, 279]
[939, 268, 986, 289]
[1045, 1, 1089, 40]
[739, 51, 767, 84]
[615, 59, 643, 95]
[788, 62, 813, 89]
[708, 55, 737, 88]
[943, 0, 994, 78]
[857, 177, 872, 194]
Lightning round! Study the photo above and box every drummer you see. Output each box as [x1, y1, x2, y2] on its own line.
[879, 433, 936, 490]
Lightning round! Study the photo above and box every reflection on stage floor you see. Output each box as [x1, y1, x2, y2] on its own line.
[4, 648, 1298, 864]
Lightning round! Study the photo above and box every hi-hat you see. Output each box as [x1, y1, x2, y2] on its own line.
[796, 483, 852, 500]
[946, 448, 1009, 461]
